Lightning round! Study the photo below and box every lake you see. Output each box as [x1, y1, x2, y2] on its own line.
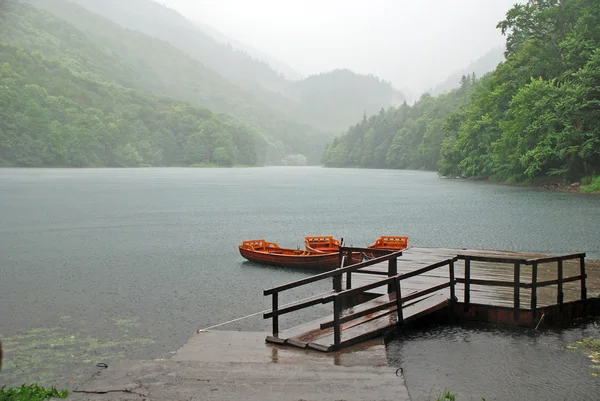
[1, 167, 599, 396]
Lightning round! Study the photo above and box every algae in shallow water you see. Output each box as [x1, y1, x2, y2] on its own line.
[568, 337, 600, 376]
[1, 318, 154, 385]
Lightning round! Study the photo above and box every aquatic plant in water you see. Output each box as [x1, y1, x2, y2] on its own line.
[0, 383, 68, 401]
[568, 337, 600, 376]
[0, 317, 153, 385]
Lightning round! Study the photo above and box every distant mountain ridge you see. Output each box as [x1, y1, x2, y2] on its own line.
[192, 19, 304, 81]
[61, 0, 405, 133]
[427, 47, 505, 95]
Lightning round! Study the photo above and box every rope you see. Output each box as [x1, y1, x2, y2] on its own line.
[196, 290, 335, 333]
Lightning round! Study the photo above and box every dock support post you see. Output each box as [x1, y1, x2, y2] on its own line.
[388, 257, 398, 294]
[333, 296, 341, 350]
[272, 293, 279, 335]
[580, 255, 587, 301]
[449, 260, 456, 301]
[395, 276, 403, 327]
[514, 262, 520, 323]
[531, 261, 538, 320]
[346, 250, 353, 290]
[464, 257, 471, 311]
[557, 259, 564, 310]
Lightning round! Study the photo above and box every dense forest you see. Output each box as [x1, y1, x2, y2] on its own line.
[322, 76, 478, 170]
[0, 43, 267, 167]
[324, 0, 600, 184]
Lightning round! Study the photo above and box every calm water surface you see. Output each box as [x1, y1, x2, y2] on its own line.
[1, 167, 599, 394]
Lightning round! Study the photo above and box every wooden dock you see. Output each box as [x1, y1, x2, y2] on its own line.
[263, 247, 598, 352]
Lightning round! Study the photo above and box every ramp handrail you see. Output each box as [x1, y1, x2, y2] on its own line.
[263, 248, 403, 335]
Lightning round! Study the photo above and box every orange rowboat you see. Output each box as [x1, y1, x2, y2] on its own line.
[366, 235, 409, 258]
[304, 235, 342, 253]
[239, 239, 342, 271]
[304, 235, 364, 264]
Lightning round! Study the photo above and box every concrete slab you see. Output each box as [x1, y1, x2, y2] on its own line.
[61, 360, 410, 401]
[172, 330, 389, 367]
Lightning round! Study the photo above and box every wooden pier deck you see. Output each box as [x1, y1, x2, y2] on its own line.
[263, 247, 598, 352]
[346, 247, 589, 308]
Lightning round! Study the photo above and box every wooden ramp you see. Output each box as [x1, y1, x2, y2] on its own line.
[268, 292, 448, 352]
[263, 247, 591, 352]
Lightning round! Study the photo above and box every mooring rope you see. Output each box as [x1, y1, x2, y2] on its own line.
[195, 290, 335, 333]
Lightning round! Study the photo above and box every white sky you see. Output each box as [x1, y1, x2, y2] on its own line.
[161, 0, 518, 96]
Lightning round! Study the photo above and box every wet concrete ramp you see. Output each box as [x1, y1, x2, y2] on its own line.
[59, 360, 410, 401]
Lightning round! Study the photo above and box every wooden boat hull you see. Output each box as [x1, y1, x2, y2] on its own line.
[239, 239, 342, 271]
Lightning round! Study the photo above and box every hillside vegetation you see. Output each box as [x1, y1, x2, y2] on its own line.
[0, 42, 265, 167]
[324, 0, 600, 184]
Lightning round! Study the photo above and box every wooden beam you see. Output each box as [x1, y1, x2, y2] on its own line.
[457, 254, 528, 264]
[514, 262, 520, 322]
[531, 261, 538, 320]
[580, 255, 587, 301]
[527, 253, 586, 264]
[388, 257, 398, 294]
[464, 257, 471, 310]
[272, 293, 279, 335]
[401, 283, 450, 304]
[333, 296, 341, 350]
[449, 260, 456, 301]
[264, 294, 334, 319]
[535, 275, 585, 287]
[557, 259, 563, 309]
[395, 277, 403, 326]
[455, 278, 525, 288]
[263, 249, 403, 295]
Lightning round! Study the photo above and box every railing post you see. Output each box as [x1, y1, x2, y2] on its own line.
[514, 262, 520, 322]
[346, 250, 352, 289]
[531, 261, 538, 320]
[333, 295, 341, 350]
[388, 257, 398, 294]
[272, 292, 279, 336]
[333, 254, 343, 293]
[557, 259, 564, 310]
[449, 260, 456, 301]
[333, 274, 342, 293]
[464, 257, 471, 311]
[580, 255, 587, 301]
[395, 276, 404, 326]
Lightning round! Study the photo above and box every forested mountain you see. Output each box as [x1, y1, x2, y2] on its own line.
[56, 0, 405, 132]
[325, 0, 600, 184]
[289, 69, 405, 133]
[63, 0, 289, 93]
[0, 43, 264, 167]
[322, 76, 478, 170]
[3, 0, 324, 163]
[428, 47, 504, 95]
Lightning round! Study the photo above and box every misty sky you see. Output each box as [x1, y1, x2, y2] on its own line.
[161, 0, 519, 96]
